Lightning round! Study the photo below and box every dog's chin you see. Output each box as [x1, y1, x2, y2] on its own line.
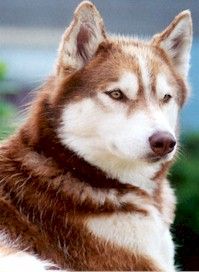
[146, 155, 165, 163]
[145, 153, 175, 163]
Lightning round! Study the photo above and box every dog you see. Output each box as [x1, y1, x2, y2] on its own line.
[0, 1, 192, 271]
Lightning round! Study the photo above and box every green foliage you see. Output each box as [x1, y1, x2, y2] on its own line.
[0, 101, 17, 140]
[171, 133, 199, 235]
[0, 62, 7, 81]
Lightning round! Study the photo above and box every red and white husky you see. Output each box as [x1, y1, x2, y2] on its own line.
[0, 1, 192, 271]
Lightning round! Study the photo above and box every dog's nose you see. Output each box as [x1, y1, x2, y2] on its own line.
[149, 131, 176, 156]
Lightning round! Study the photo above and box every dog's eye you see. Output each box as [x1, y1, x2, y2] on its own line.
[162, 94, 172, 103]
[105, 89, 124, 100]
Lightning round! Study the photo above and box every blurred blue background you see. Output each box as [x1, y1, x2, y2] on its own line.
[0, 1, 199, 270]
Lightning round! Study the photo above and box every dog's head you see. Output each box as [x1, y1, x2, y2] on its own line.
[46, 1, 192, 176]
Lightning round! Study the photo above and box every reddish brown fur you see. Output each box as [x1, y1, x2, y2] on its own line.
[0, 42, 186, 271]
[0, 115, 156, 270]
[0, 2, 190, 271]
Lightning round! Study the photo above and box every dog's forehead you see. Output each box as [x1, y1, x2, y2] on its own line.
[102, 41, 173, 95]
[120, 42, 167, 77]
[89, 41, 169, 85]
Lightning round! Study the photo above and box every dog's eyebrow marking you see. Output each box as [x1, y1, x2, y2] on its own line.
[136, 54, 151, 98]
[156, 73, 173, 98]
[107, 72, 138, 100]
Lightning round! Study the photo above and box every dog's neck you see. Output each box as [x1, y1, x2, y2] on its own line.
[35, 137, 130, 191]
[65, 143, 161, 194]
[21, 120, 134, 192]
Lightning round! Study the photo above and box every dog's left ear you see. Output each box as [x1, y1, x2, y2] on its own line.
[152, 10, 192, 77]
[57, 1, 106, 72]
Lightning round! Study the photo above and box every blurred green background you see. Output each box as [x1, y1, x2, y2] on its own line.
[0, 1, 199, 270]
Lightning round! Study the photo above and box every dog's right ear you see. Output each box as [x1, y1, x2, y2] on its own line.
[56, 1, 106, 73]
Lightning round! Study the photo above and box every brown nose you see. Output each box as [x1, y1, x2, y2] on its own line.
[149, 131, 176, 156]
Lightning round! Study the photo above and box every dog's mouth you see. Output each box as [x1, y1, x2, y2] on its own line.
[146, 153, 169, 163]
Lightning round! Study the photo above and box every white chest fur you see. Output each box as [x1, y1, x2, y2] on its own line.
[86, 209, 175, 272]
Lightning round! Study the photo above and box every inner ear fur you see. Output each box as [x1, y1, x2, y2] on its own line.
[152, 10, 192, 77]
[56, 1, 107, 73]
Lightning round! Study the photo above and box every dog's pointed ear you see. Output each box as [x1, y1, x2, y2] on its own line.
[57, 1, 106, 72]
[152, 10, 192, 77]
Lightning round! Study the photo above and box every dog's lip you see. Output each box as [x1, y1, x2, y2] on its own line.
[146, 153, 167, 163]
